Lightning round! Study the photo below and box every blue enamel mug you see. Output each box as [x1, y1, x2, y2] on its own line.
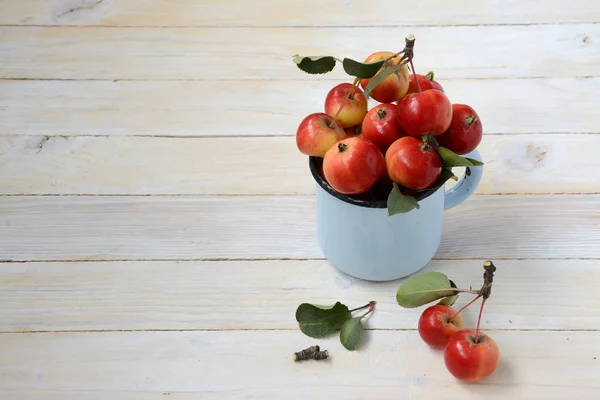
[309, 149, 483, 282]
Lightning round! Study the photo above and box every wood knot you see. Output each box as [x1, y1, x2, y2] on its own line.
[583, 35, 592, 45]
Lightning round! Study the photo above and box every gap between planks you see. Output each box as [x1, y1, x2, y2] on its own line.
[2, 257, 600, 263]
[1, 193, 600, 197]
[3, 132, 600, 137]
[1, 78, 597, 136]
[2, 22, 599, 28]
[2, 134, 599, 195]
[1, 328, 598, 334]
[0, 76, 598, 82]
[2, 259, 598, 331]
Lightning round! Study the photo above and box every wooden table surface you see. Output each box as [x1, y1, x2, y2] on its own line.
[1, 1, 600, 398]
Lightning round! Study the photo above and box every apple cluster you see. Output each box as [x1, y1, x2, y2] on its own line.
[396, 263, 500, 382]
[417, 304, 500, 382]
[295, 50, 483, 200]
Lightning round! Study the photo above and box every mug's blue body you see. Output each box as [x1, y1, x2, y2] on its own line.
[312, 150, 483, 282]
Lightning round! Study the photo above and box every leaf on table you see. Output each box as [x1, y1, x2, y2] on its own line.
[340, 317, 364, 351]
[437, 279, 460, 306]
[437, 147, 484, 168]
[396, 271, 455, 308]
[292, 54, 337, 74]
[387, 182, 420, 216]
[295, 301, 352, 338]
[342, 57, 386, 79]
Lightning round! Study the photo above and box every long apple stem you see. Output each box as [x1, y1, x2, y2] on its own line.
[349, 301, 374, 313]
[410, 59, 422, 93]
[331, 77, 360, 127]
[361, 300, 377, 318]
[391, 49, 406, 58]
[453, 294, 482, 318]
[474, 297, 487, 343]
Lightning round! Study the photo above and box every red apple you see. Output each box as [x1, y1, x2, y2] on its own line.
[444, 329, 500, 382]
[436, 104, 483, 155]
[324, 83, 368, 128]
[397, 89, 453, 137]
[407, 71, 444, 95]
[418, 305, 464, 350]
[361, 103, 406, 151]
[296, 113, 346, 157]
[323, 136, 385, 195]
[385, 136, 442, 190]
[359, 51, 410, 103]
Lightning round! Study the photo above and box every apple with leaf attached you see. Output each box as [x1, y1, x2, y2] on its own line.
[396, 261, 500, 382]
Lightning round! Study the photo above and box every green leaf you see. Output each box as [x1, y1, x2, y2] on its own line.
[295, 301, 352, 338]
[363, 65, 396, 99]
[437, 147, 485, 168]
[340, 317, 364, 351]
[342, 57, 386, 79]
[387, 182, 420, 216]
[437, 279, 460, 306]
[464, 157, 484, 166]
[292, 54, 337, 75]
[418, 168, 458, 193]
[396, 272, 455, 308]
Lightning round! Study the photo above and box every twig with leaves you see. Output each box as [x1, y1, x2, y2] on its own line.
[295, 300, 376, 351]
[396, 261, 497, 342]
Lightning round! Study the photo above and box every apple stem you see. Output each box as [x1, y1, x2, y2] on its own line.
[474, 297, 487, 343]
[350, 301, 377, 319]
[391, 49, 406, 58]
[330, 77, 360, 127]
[349, 301, 374, 313]
[425, 71, 435, 81]
[361, 300, 377, 318]
[410, 59, 422, 93]
[464, 115, 477, 126]
[453, 294, 482, 318]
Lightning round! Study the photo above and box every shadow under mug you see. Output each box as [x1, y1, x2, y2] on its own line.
[309, 149, 483, 282]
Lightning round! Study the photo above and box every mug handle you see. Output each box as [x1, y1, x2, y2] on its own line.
[444, 149, 484, 210]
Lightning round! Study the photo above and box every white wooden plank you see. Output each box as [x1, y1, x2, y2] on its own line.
[1, 25, 596, 80]
[0, 195, 598, 261]
[0, 330, 598, 399]
[1, 0, 598, 26]
[1, 259, 598, 332]
[1, 78, 598, 136]
[1, 134, 598, 195]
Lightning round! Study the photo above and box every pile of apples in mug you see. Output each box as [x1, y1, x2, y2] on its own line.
[293, 35, 484, 215]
